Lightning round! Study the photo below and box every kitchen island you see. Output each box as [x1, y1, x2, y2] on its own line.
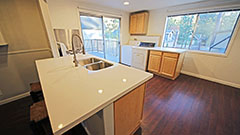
[36, 54, 153, 135]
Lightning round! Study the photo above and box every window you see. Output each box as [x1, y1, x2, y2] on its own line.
[80, 14, 121, 62]
[163, 10, 240, 54]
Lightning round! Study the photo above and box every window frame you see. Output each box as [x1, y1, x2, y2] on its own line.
[161, 9, 240, 57]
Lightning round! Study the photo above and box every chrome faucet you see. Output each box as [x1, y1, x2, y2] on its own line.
[71, 33, 85, 67]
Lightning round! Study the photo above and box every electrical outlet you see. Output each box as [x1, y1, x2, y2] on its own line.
[0, 89, 3, 96]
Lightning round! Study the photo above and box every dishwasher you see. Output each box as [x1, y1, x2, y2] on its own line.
[120, 41, 140, 66]
[131, 42, 156, 71]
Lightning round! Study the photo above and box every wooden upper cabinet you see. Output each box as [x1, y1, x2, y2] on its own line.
[160, 53, 179, 78]
[130, 14, 137, 34]
[136, 13, 145, 33]
[130, 12, 149, 35]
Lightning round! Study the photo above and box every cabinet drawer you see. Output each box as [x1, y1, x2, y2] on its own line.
[163, 52, 179, 58]
[150, 51, 162, 56]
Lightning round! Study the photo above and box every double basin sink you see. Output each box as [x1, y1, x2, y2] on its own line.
[78, 57, 113, 71]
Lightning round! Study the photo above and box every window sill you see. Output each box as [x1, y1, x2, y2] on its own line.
[186, 50, 228, 58]
[162, 47, 228, 58]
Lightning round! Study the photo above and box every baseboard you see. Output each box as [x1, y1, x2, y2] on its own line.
[0, 92, 30, 105]
[181, 70, 240, 89]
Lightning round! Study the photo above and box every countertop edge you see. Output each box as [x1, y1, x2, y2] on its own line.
[132, 46, 186, 54]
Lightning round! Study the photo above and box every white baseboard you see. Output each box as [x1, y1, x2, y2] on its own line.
[181, 70, 240, 89]
[0, 92, 30, 105]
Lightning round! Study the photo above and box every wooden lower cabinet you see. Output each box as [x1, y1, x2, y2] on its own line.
[114, 83, 145, 135]
[160, 56, 178, 77]
[148, 54, 161, 72]
[147, 50, 185, 80]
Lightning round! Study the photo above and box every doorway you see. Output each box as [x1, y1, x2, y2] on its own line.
[80, 13, 121, 62]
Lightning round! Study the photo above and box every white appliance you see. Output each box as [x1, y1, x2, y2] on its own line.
[121, 41, 140, 66]
[121, 36, 161, 70]
[131, 47, 149, 70]
[121, 45, 132, 65]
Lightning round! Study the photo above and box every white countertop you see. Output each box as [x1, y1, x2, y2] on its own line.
[132, 46, 186, 53]
[36, 54, 153, 135]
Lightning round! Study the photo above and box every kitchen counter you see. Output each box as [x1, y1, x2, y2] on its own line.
[36, 54, 153, 135]
[132, 46, 186, 53]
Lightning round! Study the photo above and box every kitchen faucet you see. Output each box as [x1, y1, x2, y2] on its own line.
[71, 33, 85, 67]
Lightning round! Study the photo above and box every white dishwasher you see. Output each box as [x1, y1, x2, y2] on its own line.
[121, 41, 140, 66]
[131, 42, 156, 71]
[121, 45, 133, 66]
[131, 47, 149, 70]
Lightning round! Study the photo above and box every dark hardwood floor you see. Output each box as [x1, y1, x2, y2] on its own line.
[0, 74, 240, 135]
[142, 75, 240, 135]
[0, 96, 33, 135]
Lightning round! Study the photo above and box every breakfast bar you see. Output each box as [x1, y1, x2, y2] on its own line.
[36, 54, 153, 135]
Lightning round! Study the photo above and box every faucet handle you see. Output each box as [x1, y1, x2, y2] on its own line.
[75, 49, 84, 54]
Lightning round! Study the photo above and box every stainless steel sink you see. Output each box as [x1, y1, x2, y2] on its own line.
[78, 58, 101, 66]
[78, 58, 113, 71]
[84, 61, 113, 71]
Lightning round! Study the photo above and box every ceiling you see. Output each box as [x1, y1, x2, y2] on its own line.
[76, 0, 215, 12]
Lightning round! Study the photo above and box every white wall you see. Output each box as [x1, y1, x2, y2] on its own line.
[0, 0, 52, 101]
[47, 0, 240, 88]
[47, 0, 130, 44]
[147, 1, 240, 88]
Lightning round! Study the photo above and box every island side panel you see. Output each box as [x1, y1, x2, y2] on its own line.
[103, 104, 115, 135]
[114, 83, 146, 135]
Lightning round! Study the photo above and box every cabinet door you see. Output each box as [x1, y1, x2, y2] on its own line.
[160, 56, 178, 77]
[148, 54, 161, 73]
[114, 84, 145, 135]
[130, 14, 137, 34]
[136, 13, 145, 34]
[130, 12, 148, 34]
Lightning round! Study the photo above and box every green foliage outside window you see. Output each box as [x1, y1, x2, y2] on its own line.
[163, 10, 240, 53]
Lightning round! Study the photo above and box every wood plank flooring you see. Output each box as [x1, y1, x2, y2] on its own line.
[0, 96, 33, 135]
[142, 75, 240, 135]
[0, 74, 240, 135]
